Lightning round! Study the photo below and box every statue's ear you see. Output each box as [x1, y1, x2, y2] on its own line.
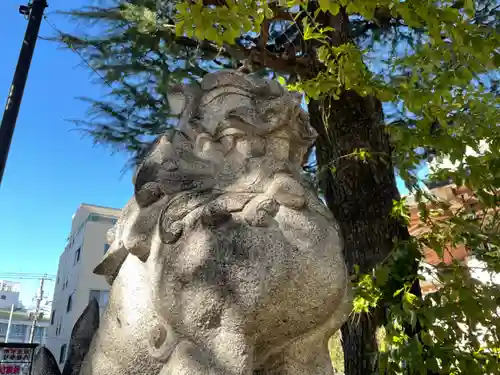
[61, 298, 100, 375]
[167, 85, 187, 115]
[32, 346, 62, 375]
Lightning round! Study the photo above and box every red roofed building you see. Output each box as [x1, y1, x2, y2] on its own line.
[407, 184, 499, 294]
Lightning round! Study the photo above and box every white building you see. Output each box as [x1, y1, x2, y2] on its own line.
[428, 139, 490, 175]
[0, 312, 49, 345]
[45, 204, 120, 369]
[0, 281, 22, 310]
[0, 280, 49, 344]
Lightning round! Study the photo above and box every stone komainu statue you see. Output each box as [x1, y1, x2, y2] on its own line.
[33, 71, 351, 375]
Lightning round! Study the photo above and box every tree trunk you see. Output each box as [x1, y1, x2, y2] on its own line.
[307, 54, 437, 375]
[303, 5, 433, 374]
[301, 3, 431, 373]
[309, 91, 407, 374]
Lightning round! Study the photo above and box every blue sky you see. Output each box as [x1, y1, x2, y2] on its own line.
[0, 0, 427, 306]
[0, 0, 133, 305]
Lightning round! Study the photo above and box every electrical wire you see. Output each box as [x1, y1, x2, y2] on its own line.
[39, 13, 138, 131]
[41, 14, 114, 90]
[0, 272, 56, 281]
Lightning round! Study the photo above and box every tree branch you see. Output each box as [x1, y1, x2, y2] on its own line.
[171, 34, 310, 75]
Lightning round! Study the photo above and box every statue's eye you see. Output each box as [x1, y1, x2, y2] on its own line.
[135, 179, 165, 208]
[264, 109, 277, 119]
[162, 160, 179, 171]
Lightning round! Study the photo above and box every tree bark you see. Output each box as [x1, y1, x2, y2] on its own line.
[303, 5, 408, 373]
[306, 6, 432, 373]
[309, 91, 406, 374]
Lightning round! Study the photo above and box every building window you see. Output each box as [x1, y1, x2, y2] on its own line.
[34, 326, 45, 343]
[74, 247, 81, 265]
[88, 214, 117, 225]
[75, 221, 85, 237]
[88, 214, 104, 222]
[104, 244, 110, 254]
[51, 310, 55, 325]
[11, 324, 26, 338]
[0, 323, 7, 335]
[0, 295, 5, 300]
[56, 316, 62, 336]
[59, 344, 67, 364]
[66, 295, 73, 313]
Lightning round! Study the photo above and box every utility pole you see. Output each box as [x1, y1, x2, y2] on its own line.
[28, 275, 45, 343]
[5, 304, 15, 343]
[0, 0, 48, 186]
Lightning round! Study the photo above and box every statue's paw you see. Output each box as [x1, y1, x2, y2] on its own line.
[147, 320, 179, 362]
[242, 195, 279, 227]
[272, 191, 305, 210]
[200, 201, 233, 228]
[266, 174, 306, 210]
[161, 220, 184, 244]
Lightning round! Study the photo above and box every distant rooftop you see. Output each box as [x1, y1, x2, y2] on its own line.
[0, 280, 21, 293]
[66, 204, 122, 244]
[80, 203, 121, 218]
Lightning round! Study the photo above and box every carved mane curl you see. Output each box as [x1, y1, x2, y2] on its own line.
[94, 70, 317, 283]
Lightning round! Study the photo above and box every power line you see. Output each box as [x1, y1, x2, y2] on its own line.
[0, 272, 55, 276]
[1, 273, 53, 344]
[0, 272, 56, 280]
[40, 14, 140, 143]
[41, 15, 114, 90]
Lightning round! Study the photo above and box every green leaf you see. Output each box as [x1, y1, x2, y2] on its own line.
[264, 6, 274, 19]
[345, 3, 357, 14]
[433, 325, 447, 342]
[393, 287, 405, 297]
[464, 0, 475, 17]
[403, 291, 417, 305]
[456, 66, 473, 83]
[374, 265, 390, 286]
[420, 331, 433, 347]
[318, 0, 330, 12]
[318, 0, 341, 15]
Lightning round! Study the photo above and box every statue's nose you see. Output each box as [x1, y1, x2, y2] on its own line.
[135, 172, 165, 208]
[134, 135, 177, 207]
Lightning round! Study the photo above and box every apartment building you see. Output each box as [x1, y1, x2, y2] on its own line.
[0, 280, 49, 344]
[0, 281, 22, 311]
[44, 204, 121, 369]
[0, 310, 48, 344]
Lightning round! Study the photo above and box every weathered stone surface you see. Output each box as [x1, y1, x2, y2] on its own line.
[32, 299, 99, 375]
[61, 298, 100, 375]
[38, 70, 351, 375]
[32, 347, 61, 375]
